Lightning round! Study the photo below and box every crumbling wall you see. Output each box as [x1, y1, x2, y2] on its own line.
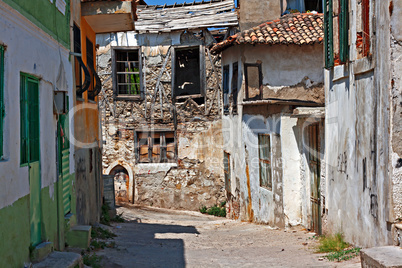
[96, 31, 225, 211]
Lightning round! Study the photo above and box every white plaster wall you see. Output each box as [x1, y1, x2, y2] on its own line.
[324, 0, 395, 247]
[0, 2, 73, 208]
[281, 116, 302, 226]
[240, 44, 324, 87]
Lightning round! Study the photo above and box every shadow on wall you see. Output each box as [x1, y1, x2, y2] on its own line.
[102, 220, 199, 267]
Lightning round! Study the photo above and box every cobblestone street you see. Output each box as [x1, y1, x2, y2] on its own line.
[95, 206, 361, 267]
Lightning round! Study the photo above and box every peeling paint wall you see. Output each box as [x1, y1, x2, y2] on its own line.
[0, 1, 74, 266]
[221, 43, 324, 228]
[96, 31, 225, 211]
[324, 0, 401, 248]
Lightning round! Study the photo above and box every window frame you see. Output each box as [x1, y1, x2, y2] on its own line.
[112, 46, 144, 101]
[258, 133, 272, 190]
[244, 63, 263, 101]
[362, 0, 370, 57]
[134, 130, 177, 164]
[0, 45, 4, 158]
[171, 45, 206, 100]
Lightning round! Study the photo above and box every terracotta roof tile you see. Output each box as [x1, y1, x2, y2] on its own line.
[211, 13, 323, 54]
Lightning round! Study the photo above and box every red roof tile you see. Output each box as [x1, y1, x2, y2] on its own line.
[211, 13, 324, 54]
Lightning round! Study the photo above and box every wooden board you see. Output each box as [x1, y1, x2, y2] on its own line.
[135, 0, 238, 32]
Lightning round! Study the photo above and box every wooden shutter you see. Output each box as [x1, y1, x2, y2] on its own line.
[0, 46, 4, 157]
[362, 0, 370, 56]
[258, 134, 272, 190]
[324, 0, 334, 68]
[339, 0, 349, 63]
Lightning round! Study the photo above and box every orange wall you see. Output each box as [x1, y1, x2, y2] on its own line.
[74, 17, 100, 146]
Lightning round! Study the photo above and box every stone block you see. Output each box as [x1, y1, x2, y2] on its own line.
[361, 246, 402, 268]
[66, 225, 91, 249]
[31, 242, 54, 263]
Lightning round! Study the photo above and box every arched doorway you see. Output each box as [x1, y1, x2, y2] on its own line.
[110, 165, 130, 204]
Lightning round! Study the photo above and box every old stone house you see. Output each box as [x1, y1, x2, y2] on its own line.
[96, 0, 238, 211]
[323, 0, 402, 248]
[211, 12, 325, 232]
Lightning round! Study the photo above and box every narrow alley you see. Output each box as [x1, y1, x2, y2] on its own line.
[94, 206, 361, 267]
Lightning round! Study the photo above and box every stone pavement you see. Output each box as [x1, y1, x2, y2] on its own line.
[95, 205, 361, 268]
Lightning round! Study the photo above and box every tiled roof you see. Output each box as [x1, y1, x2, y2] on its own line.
[211, 13, 324, 54]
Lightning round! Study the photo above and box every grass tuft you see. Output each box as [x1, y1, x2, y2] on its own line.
[317, 233, 360, 262]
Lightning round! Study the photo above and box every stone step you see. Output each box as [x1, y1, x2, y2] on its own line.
[66, 225, 92, 249]
[361, 246, 402, 268]
[31, 242, 54, 263]
[32, 252, 83, 268]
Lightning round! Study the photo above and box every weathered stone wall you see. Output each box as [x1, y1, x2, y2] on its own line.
[96, 31, 225, 211]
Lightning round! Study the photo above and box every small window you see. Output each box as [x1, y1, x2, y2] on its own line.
[20, 74, 40, 165]
[112, 48, 143, 99]
[224, 151, 231, 192]
[258, 134, 272, 190]
[223, 65, 230, 114]
[244, 63, 262, 101]
[231, 62, 239, 114]
[0, 45, 4, 157]
[172, 46, 205, 102]
[135, 131, 176, 163]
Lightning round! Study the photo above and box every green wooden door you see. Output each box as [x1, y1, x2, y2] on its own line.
[58, 113, 71, 215]
[21, 74, 41, 246]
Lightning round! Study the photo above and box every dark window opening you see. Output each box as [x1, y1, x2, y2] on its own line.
[286, 0, 323, 13]
[223, 65, 230, 115]
[135, 131, 176, 163]
[173, 47, 204, 100]
[113, 48, 142, 98]
[244, 63, 262, 101]
[258, 134, 272, 190]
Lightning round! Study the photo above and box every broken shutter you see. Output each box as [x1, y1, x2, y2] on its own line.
[339, 0, 349, 63]
[140, 49, 145, 100]
[324, 0, 334, 68]
[199, 45, 206, 97]
[223, 65, 230, 114]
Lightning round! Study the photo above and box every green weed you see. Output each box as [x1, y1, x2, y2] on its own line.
[111, 212, 125, 223]
[200, 203, 226, 217]
[325, 247, 361, 262]
[199, 205, 207, 214]
[317, 233, 349, 253]
[82, 253, 102, 268]
[91, 226, 116, 240]
[100, 203, 111, 226]
[317, 233, 360, 262]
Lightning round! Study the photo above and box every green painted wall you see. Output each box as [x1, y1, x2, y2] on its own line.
[0, 195, 31, 267]
[3, 0, 70, 48]
[0, 174, 77, 267]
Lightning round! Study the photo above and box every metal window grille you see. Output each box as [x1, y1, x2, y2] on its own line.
[114, 49, 141, 96]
